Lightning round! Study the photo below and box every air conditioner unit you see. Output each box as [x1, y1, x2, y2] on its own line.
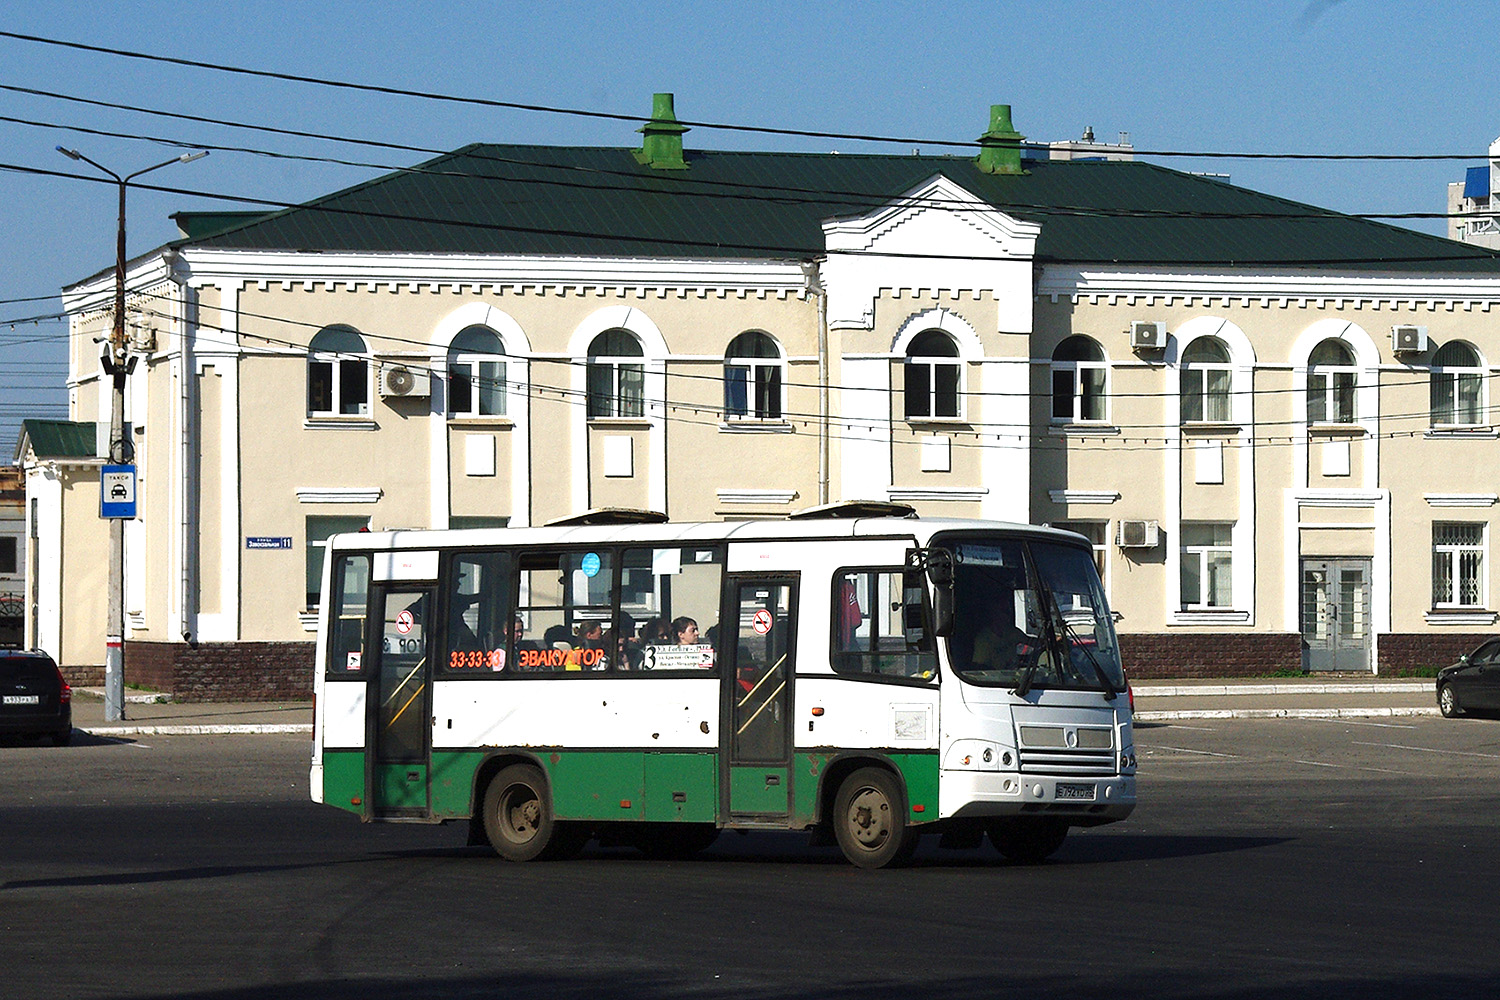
[1392, 325, 1428, 355]
[379, 364, 430, 398]
[1115, 519, 1161, 549]
[1129, 320, 1166, 351]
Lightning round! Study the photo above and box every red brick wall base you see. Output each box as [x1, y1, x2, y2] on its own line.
[1121, 632, 1304, 679]
[1377, 633, 1486, 675]
[125, 641, 314, 702]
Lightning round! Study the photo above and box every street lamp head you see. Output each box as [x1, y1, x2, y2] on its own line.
[178, 151, 209, 164]
[56, 146, 82, 160]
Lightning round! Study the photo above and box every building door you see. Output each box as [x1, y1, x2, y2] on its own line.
[721, 577, 797, 821]
[1301, 559, 1371, 672]
[366, 585, 435, 816]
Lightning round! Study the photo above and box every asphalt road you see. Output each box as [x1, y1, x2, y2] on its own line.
[3, 717, 1499, 1000]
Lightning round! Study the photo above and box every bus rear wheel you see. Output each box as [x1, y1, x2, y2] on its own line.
[988, 818, 1068, 864]
[483, 764, 558, 862]
[833, 767, 918, 869]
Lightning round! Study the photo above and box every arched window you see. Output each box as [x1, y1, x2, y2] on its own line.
[1180, 337, 1232, 423]
[1431, 341, 1484, 427]
[448, 325, 507, 418]
[586, 329, 644, 418]
[1307, 339, 1356, 424]
[904, 329, 961, 419]
[723, 331, 783, 420]
[1052, 336, 1106, 422]
[307, 325, 368, 417]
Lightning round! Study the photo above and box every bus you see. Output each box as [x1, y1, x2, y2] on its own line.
[310, 503, 1136, 868]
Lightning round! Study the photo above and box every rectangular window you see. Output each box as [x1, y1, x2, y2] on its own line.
[0, 536, 16, 575]
[1431, 371, 1483, 426]
[1180, 523, 1233, 608]
[444, 551, 513, 674]
[831, 568, 936, 680]
[515, 549, 616, 671]
[1433, 522, 1485, 608]
[326, 554, 369, 675]
[308, 359, 334, 413]
[338, 359, 367, 415]
[621, 545, 723, 670]
[306, 516, 370, 609]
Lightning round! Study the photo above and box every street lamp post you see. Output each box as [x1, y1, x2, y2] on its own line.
[57, 147, 207, 722]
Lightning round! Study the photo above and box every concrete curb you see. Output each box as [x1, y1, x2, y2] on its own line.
[80, 724, 313, 737]
[1136, 706, 1441, 722]
[1133, 681, 1432, 697]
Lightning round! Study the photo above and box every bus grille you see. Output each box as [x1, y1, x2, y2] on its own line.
[1017, 725, 1117, 776]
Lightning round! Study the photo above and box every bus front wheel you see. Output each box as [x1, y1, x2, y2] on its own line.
[483, 764, 557, 862]
[833, 767, 918, 869]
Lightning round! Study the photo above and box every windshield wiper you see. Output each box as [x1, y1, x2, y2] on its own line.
[1024, 568, 1116, 702]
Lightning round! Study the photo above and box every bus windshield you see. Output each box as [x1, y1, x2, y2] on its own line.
[946, 537, 1124, 692]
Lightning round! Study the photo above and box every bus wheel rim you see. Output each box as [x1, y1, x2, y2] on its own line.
[846, 786, 892, 849]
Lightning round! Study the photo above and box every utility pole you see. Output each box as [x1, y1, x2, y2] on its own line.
[56, 146, 207, 722]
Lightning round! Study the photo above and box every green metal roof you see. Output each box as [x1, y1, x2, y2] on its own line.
[16, 420, 97, 461]
[187, 145, 1500, 273]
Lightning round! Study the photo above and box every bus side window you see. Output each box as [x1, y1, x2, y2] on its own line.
[832, 568, 935, 680]
[443, 552, 511, 674]
[329, 554, 369, 674]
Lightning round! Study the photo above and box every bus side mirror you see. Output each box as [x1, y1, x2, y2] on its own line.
[933, 587, 954, 637]
[907, 548, 954, 636]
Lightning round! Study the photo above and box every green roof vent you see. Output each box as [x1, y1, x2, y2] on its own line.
[635, 92, 690, 170]
[976, 103, 1027, 176]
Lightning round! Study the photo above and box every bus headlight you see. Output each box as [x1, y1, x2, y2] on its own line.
[1120, 746, 1137, 773]
[944, 740, 1014, 772]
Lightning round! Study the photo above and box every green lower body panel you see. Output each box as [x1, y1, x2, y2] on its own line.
[374, 763, 428, 811]
[323, 750, 365, 815]
[430, 750, 483, 818]
[797, 752, 941, 827]
[728, 765, 789, 815]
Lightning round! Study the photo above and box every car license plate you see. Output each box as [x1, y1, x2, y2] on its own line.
[1056, 782, 1096, 801]
[3, 695, 40, 706]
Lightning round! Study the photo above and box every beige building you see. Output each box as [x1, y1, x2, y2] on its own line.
[28, 97, 1500, 694]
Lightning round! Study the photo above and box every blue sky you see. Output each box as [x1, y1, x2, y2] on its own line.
[2, 0, 1497, 456]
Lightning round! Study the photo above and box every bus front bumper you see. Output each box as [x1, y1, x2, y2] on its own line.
[941, 770, 1135, 823]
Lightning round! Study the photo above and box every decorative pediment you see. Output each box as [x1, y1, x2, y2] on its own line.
[823, 174, 1040, 259]
[820, 175, 1041, 333]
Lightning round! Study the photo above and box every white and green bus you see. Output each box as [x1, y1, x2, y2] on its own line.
[310, 503, 1136, 868]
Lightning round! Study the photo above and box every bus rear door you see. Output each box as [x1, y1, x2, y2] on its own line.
[721, 577, 797, 822]
[365, 584, 435, 818]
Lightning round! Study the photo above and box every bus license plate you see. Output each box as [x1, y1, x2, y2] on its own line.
[3, 695, 40, 706]
[1056, 783, 1096, 801]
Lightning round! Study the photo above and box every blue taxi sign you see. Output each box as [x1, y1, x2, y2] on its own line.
[100, 464, 137, 519]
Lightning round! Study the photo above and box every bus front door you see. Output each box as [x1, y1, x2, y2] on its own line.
[366, 585, 434, 818]
[722, 577, 797, 822]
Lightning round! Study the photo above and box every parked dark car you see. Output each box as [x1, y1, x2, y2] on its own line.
[1437, 638, 1500, 718]
[0, 649, 72, 744]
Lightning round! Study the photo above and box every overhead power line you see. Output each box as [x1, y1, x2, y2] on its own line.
[8, 95, 1500, 228]
[0, 29, 1491, 162]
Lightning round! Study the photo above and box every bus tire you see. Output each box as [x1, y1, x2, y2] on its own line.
[483, 764, 557, 862]
[833, 767, 917, 869]
[988, 818, 1068, 864]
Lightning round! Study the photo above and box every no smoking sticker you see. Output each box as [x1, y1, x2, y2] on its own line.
[396, 610, 415, 635]
[752, 609, 773, 635]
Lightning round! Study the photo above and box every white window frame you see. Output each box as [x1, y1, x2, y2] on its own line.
[1430, 342, 1486, 428]
[1051, 337, 1108, 424]
[903, 329, 963, 421]
[306, 515, 371, 611]
[1307, 340, 1357, 425]
[1180, 522, 1234, 609]
[307, 325, 370, 418]
[448, 325, 508, 419]
[1180, 339, 1233, 423]
[1433, 521, 1486, 609]
[723, 330, 785, 422]
[586, 329, 645, 419]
